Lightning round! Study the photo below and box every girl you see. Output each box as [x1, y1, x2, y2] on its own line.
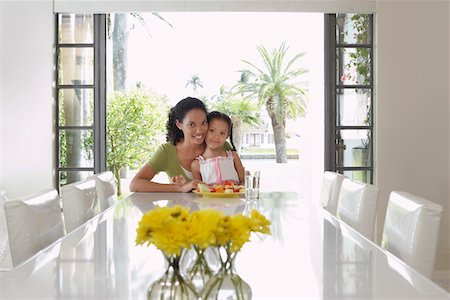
[191, 111, 245, 185]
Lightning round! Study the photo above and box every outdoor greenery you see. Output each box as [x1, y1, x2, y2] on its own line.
[236, 42, 308, 163]
[339, 13, 372, 183]
[342, 14, 372, 149]
[106, 89, 169, 194]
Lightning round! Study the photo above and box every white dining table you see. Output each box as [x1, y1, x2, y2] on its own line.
[0, 191, 449, 299]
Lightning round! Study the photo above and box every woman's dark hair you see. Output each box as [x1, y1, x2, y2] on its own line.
[166, 97, 207, 145]
[207, 111, 237, 151]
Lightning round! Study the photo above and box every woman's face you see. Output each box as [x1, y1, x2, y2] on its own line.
[205, 118, 229, 150]
[176, 108, 208, 145]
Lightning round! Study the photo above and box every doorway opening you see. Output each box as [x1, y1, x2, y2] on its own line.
[107, 12, 324, 199]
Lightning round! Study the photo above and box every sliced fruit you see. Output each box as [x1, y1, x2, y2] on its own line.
[198, 184, 211, 193]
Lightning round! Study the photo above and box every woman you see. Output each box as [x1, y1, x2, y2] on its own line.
[130, 97, 231, 192]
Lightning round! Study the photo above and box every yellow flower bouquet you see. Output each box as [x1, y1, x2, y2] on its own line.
[202, 210, 271, 300]
[136, 205, 199, 299]
[135, 205, 271, 300]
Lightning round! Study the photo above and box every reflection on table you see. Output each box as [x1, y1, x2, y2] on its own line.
[0, 192, 448, 299]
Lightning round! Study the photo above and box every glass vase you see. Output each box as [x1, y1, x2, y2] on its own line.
[147, 254, 199, 300]
[181, 246, 219, 293]
[201, 247, 252, 300]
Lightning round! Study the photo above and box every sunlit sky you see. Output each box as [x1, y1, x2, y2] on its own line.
[119, 12, 324, 106]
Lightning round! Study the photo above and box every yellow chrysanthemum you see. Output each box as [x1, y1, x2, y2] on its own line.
[135, 206, 271, 256]
[135, 205, 191, 256]
[214, 215, 232, 246]
[188, 209, 224, 249]
[228, 214, 251, 252]
[248, 210, 272, 234]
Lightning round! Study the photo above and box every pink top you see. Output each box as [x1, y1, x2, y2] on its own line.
[197, 151, 239, 185]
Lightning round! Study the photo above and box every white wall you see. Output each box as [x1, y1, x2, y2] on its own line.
[0, 1, 54, 198]
[54, 0, 376, 13]
[377, 1, 450, 267]
[0, 1, 4, 190]
[0, 0, 449, 266]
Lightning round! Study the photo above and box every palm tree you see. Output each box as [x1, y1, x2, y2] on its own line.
[236, 42, 308, 163]
[111, 13, 173, 91]
[185, 74, 204, 95]
[211, 86, 260, 152]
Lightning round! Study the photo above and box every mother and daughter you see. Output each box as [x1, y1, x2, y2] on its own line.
[129, 97, 245, 193]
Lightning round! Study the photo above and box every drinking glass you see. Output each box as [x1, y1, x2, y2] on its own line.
[245, 170, 260, 201]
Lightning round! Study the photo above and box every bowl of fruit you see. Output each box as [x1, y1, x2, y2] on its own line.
[193, 181, 245, 198]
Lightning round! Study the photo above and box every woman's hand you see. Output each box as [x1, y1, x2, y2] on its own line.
[172, 175, 187, 186]
[179, 179, 203, 193]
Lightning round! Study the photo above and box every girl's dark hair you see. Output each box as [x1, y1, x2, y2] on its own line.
[166, 97, 207, 145]
[207, 111, 237, 151]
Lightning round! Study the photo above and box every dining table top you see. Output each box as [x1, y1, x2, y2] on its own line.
[0, 191, 449, 299]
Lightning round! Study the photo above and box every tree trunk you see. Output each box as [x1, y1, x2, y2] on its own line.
[268, 113, 287, 163]
[113, 14, 128, 92]
[231, 116, 242, 153]
[114, 166, 122, 196]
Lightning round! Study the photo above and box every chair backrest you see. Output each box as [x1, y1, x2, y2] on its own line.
[0, 190, 13, 270]
[61, 178, 98, 233]
[89, 171, 117, 212]
[320, 171, 346, 215]
[382, 191, 443, 279]
[4, 189, 65, 266]
[336, 178, 379, 241]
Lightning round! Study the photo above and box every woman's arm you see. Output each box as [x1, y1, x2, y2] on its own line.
[129, 164, 199, 193]
[232, 152, 245, 185]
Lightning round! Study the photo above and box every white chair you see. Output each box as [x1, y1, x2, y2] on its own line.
[4, 189, 65, 266]
[320, 171, 346, 215]
[61, 178, 98, 233]
[336, 178, 379, 241]
[0, 190, 13, 270]
[89, 171, 117, 212]
[382, 191, 443, 279]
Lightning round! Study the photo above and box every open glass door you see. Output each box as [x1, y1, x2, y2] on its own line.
[55, 14, 107, 188]
[325, 14, 374, 183]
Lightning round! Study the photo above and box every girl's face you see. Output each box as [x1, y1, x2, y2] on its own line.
[176, 108, 208, 145]
[205, 118, 229, 150]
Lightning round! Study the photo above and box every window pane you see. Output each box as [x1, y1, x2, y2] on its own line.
[337, 129, 371, 167]
[59, 48, 94, 85]
[58, 14, 94, 44]
[336, 14, 371, 44]
[59, 129, 94, 168]
[59, 170, 94, 187]
[59, 89, 94, 126]
[337, 47, 371, 85]
[343, 170, 371, 184]
[337, 88, 371, 126]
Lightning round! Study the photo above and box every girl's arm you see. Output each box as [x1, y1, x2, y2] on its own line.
[232, 152, 245, 185]
[129, 164, 199, 193]
[191, 160, 202, 181]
